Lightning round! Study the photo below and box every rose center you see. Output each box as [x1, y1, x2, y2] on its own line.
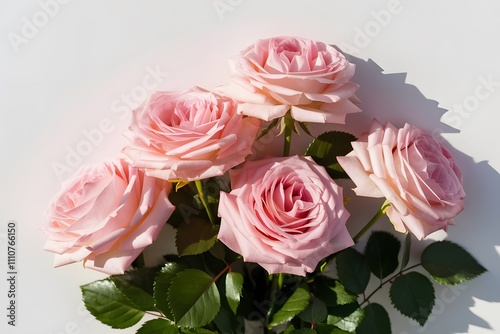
[411, 137, 463, 201]
[262, 176, 314, 233]
[277, 46, 302, 63]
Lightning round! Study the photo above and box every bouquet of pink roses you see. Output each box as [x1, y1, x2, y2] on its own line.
[42, 36, 485, 334]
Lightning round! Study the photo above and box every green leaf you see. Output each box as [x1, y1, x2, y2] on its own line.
[212, 306, 240, 334]
[327, 307, 364, 332]
[269, 284, 310, 327]
[167, 185, 201, 229]
[315, 324, 350, 334]
[154, 263, 187, 320]
[390, 272, 435, 326]
[257, 118, 279, 140]
[364, 231, 401, 279]
[298, 121, 313, 137]
[115, 267, 161, 296]
[400, 233, 412, 272]
[176, 217, 219, 256]
[225, 272, 244, 315]
[355, 303, 390, 334]
[336, 248, 371, 294]
[421, 240, 487, 285]
[327, 302, 360, 320]
[299, 296, 328, 324]
[305, 131, 357, 179]
[168, 269, 221, 328]
[288, 329, 316, 334]
[314, 276, 357, 307]
[287, 325, 339, 334]
[180, 328, 219, 334]
[110, 276, 157, 311]
[284, 324, 296, 334]
[80, 279, 144, 329]
[209, 241, 226, 262]
[136, 319, 178, 334]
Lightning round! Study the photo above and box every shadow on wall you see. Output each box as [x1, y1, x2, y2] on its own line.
[248, 51, 499, 333]
[318, 52, 500, 334]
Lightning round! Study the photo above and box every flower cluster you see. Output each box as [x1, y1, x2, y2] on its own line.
[42, 36, 483, 334]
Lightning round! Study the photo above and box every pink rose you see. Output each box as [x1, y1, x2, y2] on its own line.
[42, 159, 175, 275]
[122, 87, 260, 181]
[217, 36, 360, 123]
[218, 156, 353, 276]
[337, 120, 465, 240]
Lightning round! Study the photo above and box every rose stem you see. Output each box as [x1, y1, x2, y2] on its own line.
[359, 262, 422, 307]
[266, 273, 284, 323]
[352, 200, 391, 243]
[283, 123, 292, 157]
[195, 179, 216, 225]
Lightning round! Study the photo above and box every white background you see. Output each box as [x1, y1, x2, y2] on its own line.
[1, 0, 500, 333]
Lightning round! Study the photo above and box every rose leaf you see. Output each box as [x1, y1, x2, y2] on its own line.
[336, 247, 371, 294]
[421, 240, 486, 285]
[269, 284, 311, 327]
[299, 296, 328, 324]
[154, 262, 187, 320]
[168, 269, 221, 328]
[400, 232, 412, 272]
[313, 276, 357, 307]
[355, 303, 390, 334]
[110, 276, 158, 312]
[314, 324, 351, 334]
[389, 272, 435, 326]
[225, 271, 244, 315]
[364, 231, 401, 279]
[326, 306, 364, 332]
[80, 278, 145, 329]
[305, 131, 357, 179]
[115, 266, 162, 296]
[175, 217, 219, 256]
[136, 318, 178, 334]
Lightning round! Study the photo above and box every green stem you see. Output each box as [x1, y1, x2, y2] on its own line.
[283, 124, 292, 157]
[353, 200, 391, 243]
[267, 273, 284, 322]
[145, 310, 167, 318]
[359, 263, 422, 307]
[195, 179, 216, 225]
[212, 261, 235, 283]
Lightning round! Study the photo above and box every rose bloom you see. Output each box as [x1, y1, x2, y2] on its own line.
[218, 156, 353, 276]
[122, 87, 260, 182]
[337, 120, 465, 240]
[217, 36, 360, 123]
[42, 159, 175, 275]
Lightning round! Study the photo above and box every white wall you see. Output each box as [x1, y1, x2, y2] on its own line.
[1, 1, 499, 333]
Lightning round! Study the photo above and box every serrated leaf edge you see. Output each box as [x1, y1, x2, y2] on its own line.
[166, 269, 221, 328]
[389, 272, 435, 326]
[81, 278, 145, 329]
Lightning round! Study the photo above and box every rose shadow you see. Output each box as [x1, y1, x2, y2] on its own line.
[308, 53, 500, 334]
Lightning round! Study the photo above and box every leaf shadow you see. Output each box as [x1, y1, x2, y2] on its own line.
[325, 53, 500, 334]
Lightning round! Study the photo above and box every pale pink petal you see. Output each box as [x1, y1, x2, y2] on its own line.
[237, 103, 290, 121]
[339, 120, 465, 240]
[122, 88, 258, 182]
[224, 36, 360, 123]
[218, 156, 353, 276]
[42, 159, 175, 275]
[85, 248, 140, 275]
[337, 156, 383, 198]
